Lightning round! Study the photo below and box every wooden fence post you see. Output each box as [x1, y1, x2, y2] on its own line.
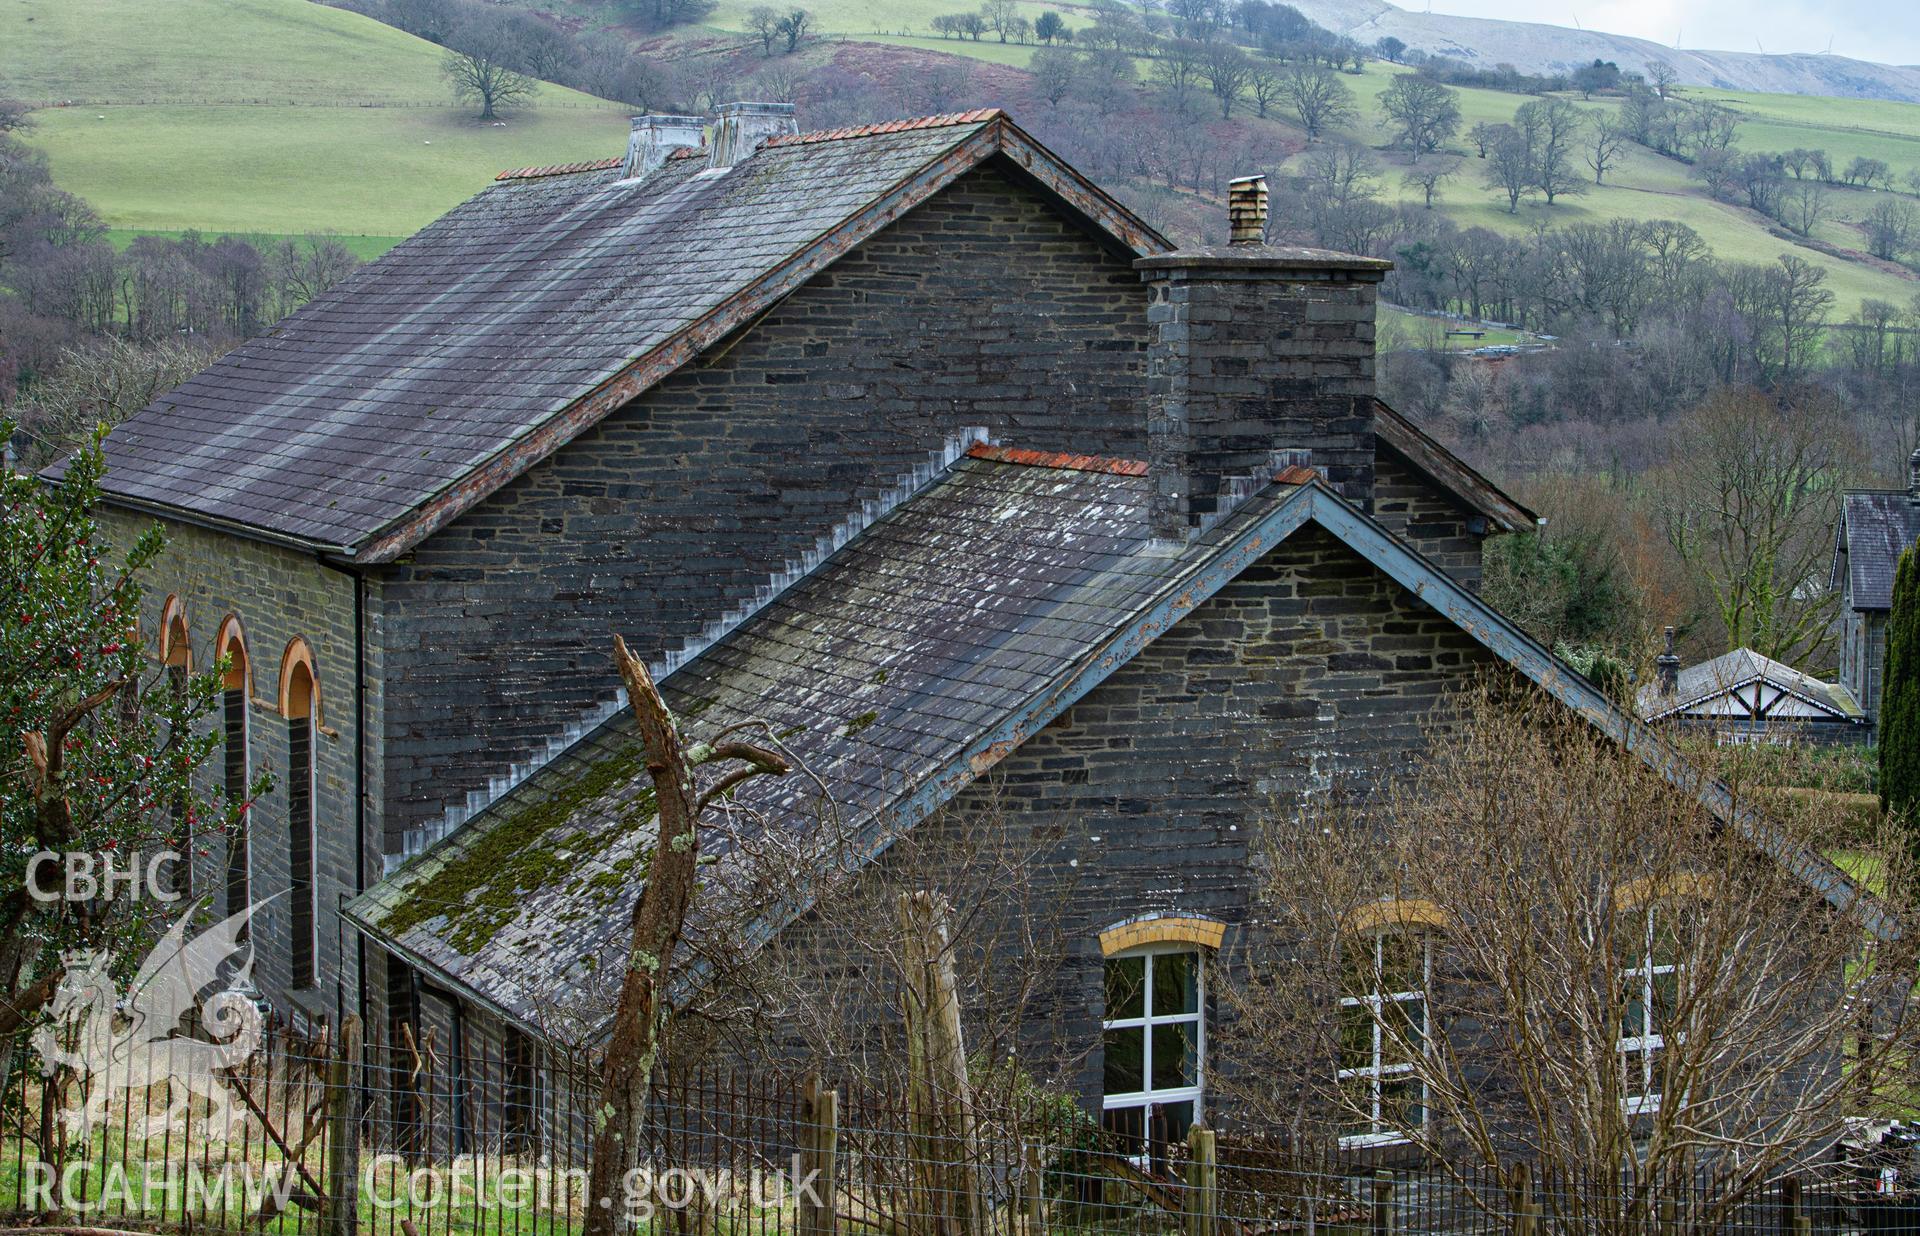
[1781, 1174, 1811, 1236]
[1510, 1162, 1535, 1236]
[1185, 1122, 1218, 1236]
[899, 891, 982, 1236]
[325, 1015, 362, 1236]
[1370, 1170, 1393, 1236]
[799, 1074, 839, 1236]
[1022, 1144, 1045, 1234]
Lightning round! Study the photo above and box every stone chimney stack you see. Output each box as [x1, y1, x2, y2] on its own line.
[1908, 447, 1920, 506]
[1138, 185, 1390, 538]
[623, 114, 706, 179]
[709, 101, 798, 169]
[1656, 627, 1681, 698]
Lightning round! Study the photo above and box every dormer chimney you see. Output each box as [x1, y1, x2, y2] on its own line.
[624, 114, 706, 178]
[1656, 627, 1681, 697]
[1909, 447, 1920, 506]
[710, 101, 798, 169]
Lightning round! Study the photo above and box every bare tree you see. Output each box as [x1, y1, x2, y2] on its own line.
[746, 5, 782, 54]
[1645, 59, 1680, 98]
[1863, 198, 1918, 262]
[1030, 48, 1080, 105]
[1514, 97, 1585, 205]
[1219, 677, 1918, 1226]
[1379, 75, 1460, 163]
[1152, 37, 1209, 111]
[441, 26, 540, 120]
[1201, 39, 1252, 118]
[1244, 59, 1283, 117]
[1656, 385, 1862, 665]
[1683, 99, 1739, 157]
[1585, 109, 1629, 183]
[1483, 123, 1532, 213]
[750, 61, 802, 102]
[268, 235, 360, 312]
[1402, 156, 1458, 209]
[13, 337, 225, 468]
[981, 0, 1019, 41]
[584, 638, 792, 1236]
[1277, 61, 1354, 140]
[1780, 177, 1830, 238]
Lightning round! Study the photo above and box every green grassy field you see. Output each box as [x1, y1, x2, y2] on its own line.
[693, 12, 1920, 316]
[2, 0, 630, 237]
[1307, 63, 1920, 316]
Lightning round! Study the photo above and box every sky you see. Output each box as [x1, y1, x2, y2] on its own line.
[1418, 0, 1920, 66]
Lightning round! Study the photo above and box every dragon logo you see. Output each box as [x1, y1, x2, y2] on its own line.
[30, 897, 269, 1138]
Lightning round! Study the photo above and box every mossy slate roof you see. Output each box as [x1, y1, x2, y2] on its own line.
[344, 448, 1308, 1035]
[58, 111, 1162, 557]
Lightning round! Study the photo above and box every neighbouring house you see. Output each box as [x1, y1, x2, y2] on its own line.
[56, 106, 1531, 1031]
[1639, 632, 1867, 745]
[1833, 451, 1920, 735]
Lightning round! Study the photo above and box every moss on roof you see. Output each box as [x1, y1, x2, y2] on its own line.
[378, 743, 658, 954]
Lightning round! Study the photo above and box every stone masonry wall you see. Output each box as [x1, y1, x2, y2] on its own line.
[1372, 445, 1486, 592]
[101, 508, 376, 1026]
[377, 161, 1155, 844]
[912, 522, 1500, 1099]
[1141, 262, 1379, 533]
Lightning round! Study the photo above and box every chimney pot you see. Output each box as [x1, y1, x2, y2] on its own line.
[1908, 447, 1920, 505]
[1655, 626, 1681, 697]
[710, 101, 798, 169]
[1227, 174, 1268, 245]
[624, 114, 706, 178]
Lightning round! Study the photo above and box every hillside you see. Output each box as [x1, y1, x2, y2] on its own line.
[0, 0, 629, 239]
[1284, 0, 1920, 104]
[675, 12, 1920, 317]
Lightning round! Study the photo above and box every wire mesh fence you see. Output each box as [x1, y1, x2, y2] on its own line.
[0, 1017, 1901, 1236]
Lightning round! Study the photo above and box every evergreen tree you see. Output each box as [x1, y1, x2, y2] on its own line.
[1883, 546, 1920, 835]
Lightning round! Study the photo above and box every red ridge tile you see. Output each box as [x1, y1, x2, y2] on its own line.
[966, 441, 1148, 476]
[495, 157, 624, 182]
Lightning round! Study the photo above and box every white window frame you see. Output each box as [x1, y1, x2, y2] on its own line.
[1338, 931, 1430, 1148]
[1101, 945, 1206, 1134]
[1619, 909, 1677, 1116]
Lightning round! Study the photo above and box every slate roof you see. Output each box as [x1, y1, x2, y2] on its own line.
[344, 444, 1311, 1032]
[1638, 648, 1865, 723]
[1834, 491, 1920, 612]
[56, 111, 1164, 558]
[345, 444, 1874, 1037]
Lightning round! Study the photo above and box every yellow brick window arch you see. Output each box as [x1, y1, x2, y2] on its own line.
[1097, 915, 1226, 1157]
[1337, 898, 1449, 1147]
